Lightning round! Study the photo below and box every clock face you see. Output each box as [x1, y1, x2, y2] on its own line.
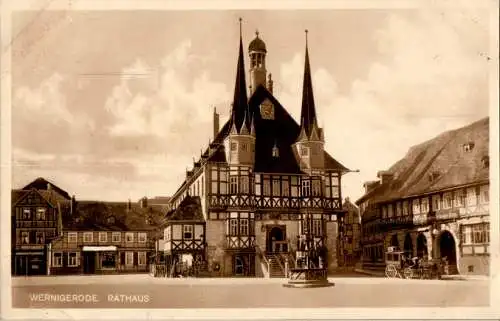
[260, 100, 274, 120]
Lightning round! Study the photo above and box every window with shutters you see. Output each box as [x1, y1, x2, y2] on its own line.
[239, 219, 249, 236]
[125, 252, 134, 266]
[282, 178, 290, 197]
[68, 232, 77, 243]
[272, 178, 280, 196]
[99, 232, 107, 243]
[112, 232, 121, 243]
[311, 178, 322, 196]
[36, 208, 46, 220]
[301, 179, 311, 197]
[240, 176, 249, 194]
[230, 176, 238, 194]
[183, 225, 193, 239]
[83, 232, 93, 243]
[53, 252, 63, 267]
[68, 252, 79, 267]
[138, 252, 147, 266]
[125, 232, 134, 243]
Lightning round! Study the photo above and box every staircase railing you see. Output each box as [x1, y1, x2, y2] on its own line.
[255, 245, 271, 278]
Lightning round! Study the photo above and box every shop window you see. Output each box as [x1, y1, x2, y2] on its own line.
[68, 252, 79, 267]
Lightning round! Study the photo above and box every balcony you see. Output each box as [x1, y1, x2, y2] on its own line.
[209, 194, 342, 211]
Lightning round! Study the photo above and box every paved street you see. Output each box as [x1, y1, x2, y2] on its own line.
[12, 274, 489, 308]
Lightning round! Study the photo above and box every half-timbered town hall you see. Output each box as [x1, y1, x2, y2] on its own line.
[164, 22, 351, 277]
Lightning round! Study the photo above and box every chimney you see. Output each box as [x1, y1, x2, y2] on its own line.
[140, 197, 148, 209]
[70, 195, 76, 215]
[377, 170, 394, 185]
[127, 198, 132, 211]
[267, 73, 273, 94]
[213, 107, 219, 140]
[47, 183, 52, 191]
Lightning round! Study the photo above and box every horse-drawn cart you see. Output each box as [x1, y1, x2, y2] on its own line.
[384, 247, 442, 279]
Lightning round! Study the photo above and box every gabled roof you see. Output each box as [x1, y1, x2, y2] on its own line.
[63, 201, 166, 231]
[22, 177, 71, 200]
[343, 198, 361, 224]
[11, 188, 70, 209]
[165, 196, 204, 222]
[212, 85, 349, 174]
[356, 117, 489, 205]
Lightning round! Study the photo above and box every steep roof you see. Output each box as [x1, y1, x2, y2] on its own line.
[299, 32, 318, 138]
[165, 196, 204, 222]
[63, 201, 166, 231]
[211, 85, 349, 174]
[21, 177, 71, 200]
[343, 198, 361, 224]
[356, 117, 489, 205]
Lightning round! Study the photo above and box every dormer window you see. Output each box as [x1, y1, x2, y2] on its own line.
[463, 142, 475, 152]
[428, 171, 440, 182]
[272, 145, 279, 158]
[482, 155, 489, 168]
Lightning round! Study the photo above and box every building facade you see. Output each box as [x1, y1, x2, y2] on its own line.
[338, 198, 361, 268]
[357, 118, 490, 275]
[11, 178, 71, 276]
[12, 178, 164, 276]
[165, 25, 351, 277]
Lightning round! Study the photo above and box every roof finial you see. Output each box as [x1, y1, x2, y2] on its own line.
[305, 29, 309, 47]
[255, 29, 259, 37]
[239, 17, 243, 38]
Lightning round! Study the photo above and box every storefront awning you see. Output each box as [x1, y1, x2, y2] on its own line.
[82, 246, 117, 252]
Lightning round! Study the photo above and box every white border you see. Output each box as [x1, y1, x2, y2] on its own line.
[1, 0, 499, 319]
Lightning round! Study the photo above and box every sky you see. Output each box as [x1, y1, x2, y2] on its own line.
[11, 6, 492, 202]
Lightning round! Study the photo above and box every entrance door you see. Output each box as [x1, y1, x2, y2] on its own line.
[404, 233, 413, 257]
[267, 226, 286, 253]
[234, 255, 244, 276]
[439, 231, 458, 273]
[416, 233, 428, 258]
[83, 252, 96, 274]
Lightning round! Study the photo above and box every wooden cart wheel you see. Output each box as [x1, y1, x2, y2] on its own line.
[385, 264, 397, 278]
[403, 267, 413, 279]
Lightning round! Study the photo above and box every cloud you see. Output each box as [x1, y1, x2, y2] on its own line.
[14, 73, 94, 128]
[276, 6, 490, 202]
[105, 39, 231, 146]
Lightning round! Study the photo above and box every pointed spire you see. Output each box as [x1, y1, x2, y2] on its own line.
[309, 119, 320, 141]
[230, 104, 239, 134]
[240, 111, 250, 135]
[230, 17, 249, 132]
[299, 29, 318, 138]
[297, 119, 308, 142]
[250, 114, 256, 136]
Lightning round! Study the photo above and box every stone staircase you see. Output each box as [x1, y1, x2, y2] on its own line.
[267, 255, 286, 278]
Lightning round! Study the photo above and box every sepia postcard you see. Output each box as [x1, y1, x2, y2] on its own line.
[1, 0, 499, 320]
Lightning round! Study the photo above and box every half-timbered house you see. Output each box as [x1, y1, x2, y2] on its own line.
[48, 200, 165, 275]
[357, 118, 490, 275]
[160, 196, 207, 276]
[11, 178, 72, 276]
[338, 198, 361, 268]
[166, 24, 352, 277]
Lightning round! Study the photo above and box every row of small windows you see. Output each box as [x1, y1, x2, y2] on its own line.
[380, 185, 489, 218]
[230, 142, 254, 152]
[67, 231, 148, 243]
[17, 207, 50, 220]
[52, 251, 148, 268]
[460, 223, 490, 245]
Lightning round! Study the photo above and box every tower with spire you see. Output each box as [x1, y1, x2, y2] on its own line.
[248, 30, 267, 95]
[166, 21, 350, 278]
[223, 18, 256, 166]
[294, 30, 325, 172]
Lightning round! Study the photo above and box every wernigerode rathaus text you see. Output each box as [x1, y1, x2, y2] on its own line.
[164, 20, 352, 277]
